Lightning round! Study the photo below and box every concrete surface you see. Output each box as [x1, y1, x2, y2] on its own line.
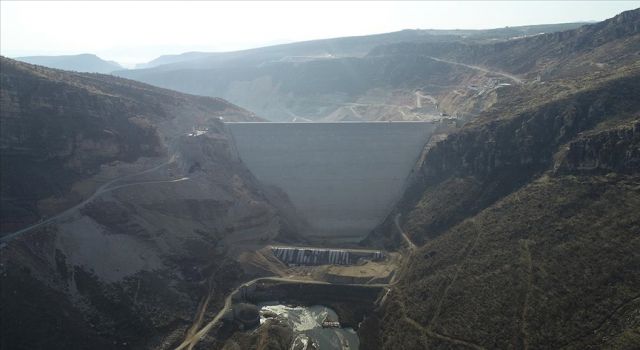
[226, 122, 436, 240]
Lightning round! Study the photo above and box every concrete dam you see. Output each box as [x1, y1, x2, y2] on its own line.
[226, 122, 436, 240]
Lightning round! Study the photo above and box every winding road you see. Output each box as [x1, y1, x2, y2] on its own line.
[424, 55, 524, 85]
[395, 213, 416, 251]
[0, 159, 187, 244]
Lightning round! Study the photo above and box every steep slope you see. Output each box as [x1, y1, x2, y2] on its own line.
[376, 171, 640, 349]
[15, 54, 125, 74]
[362, 10, 640, 350]
[0, 58, 286, 350]
[0, 56, 258, 233]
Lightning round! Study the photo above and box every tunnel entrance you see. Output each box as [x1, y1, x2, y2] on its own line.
[226, 121, 436, 241]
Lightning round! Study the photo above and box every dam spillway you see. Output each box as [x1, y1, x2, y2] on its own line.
[226, 121, 436, 240]
[271, 246, 385, 266]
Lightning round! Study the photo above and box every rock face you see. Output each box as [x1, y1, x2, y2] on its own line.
[227, 121, 437, 241]
[555, 120, 640, 175]
[0, 58, 288, 350]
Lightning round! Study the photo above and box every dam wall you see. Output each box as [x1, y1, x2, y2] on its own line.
[226, 122, 436, 240]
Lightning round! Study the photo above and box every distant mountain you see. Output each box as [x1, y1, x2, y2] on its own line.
[116, 22, 588, 121]
[133, 22, 588, 71]
[15, 53, 124, 74]
[134, 51, 216, 69]
[126, 29, 465, 73]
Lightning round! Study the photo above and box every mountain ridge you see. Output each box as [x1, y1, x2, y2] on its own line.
[15, 53, 125, 74]
[131, 22, 589, 71]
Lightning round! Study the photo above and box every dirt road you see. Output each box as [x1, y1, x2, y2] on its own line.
[0, 159, 185, 244]
[395, 213, 416, 251]
[425, 55, 524, 84]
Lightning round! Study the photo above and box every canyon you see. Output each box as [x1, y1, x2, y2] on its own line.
[1, 8, 639, 350]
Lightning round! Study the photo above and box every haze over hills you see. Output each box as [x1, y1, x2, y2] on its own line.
[135, 51, 219, 69]
[132, 23, 589, 70]
[1, 6, 639, 350]
[116, 22, 588, 122]
[14, 53, 125, 74]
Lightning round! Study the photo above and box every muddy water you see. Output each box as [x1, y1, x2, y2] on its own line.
[259, 303, 359, 350]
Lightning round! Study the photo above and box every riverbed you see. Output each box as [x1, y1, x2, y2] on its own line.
[259, 303, 359, 350]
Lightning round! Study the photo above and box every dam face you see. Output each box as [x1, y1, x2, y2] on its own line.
[226, 122, 436, 241]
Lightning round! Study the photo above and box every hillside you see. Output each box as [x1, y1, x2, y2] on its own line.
[0, 57, 291, 350]
[15, 54, 125, 74]
[0, 57, 259, 234]
[360, 9, 640, 350]
[116, 23, 586, 122]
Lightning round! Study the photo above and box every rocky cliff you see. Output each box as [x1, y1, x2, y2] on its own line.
[393, 72, 639, 244]
[555, 120, 640, 175]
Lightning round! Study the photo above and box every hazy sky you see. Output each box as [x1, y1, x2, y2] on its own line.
[1, 1, 638, 65]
